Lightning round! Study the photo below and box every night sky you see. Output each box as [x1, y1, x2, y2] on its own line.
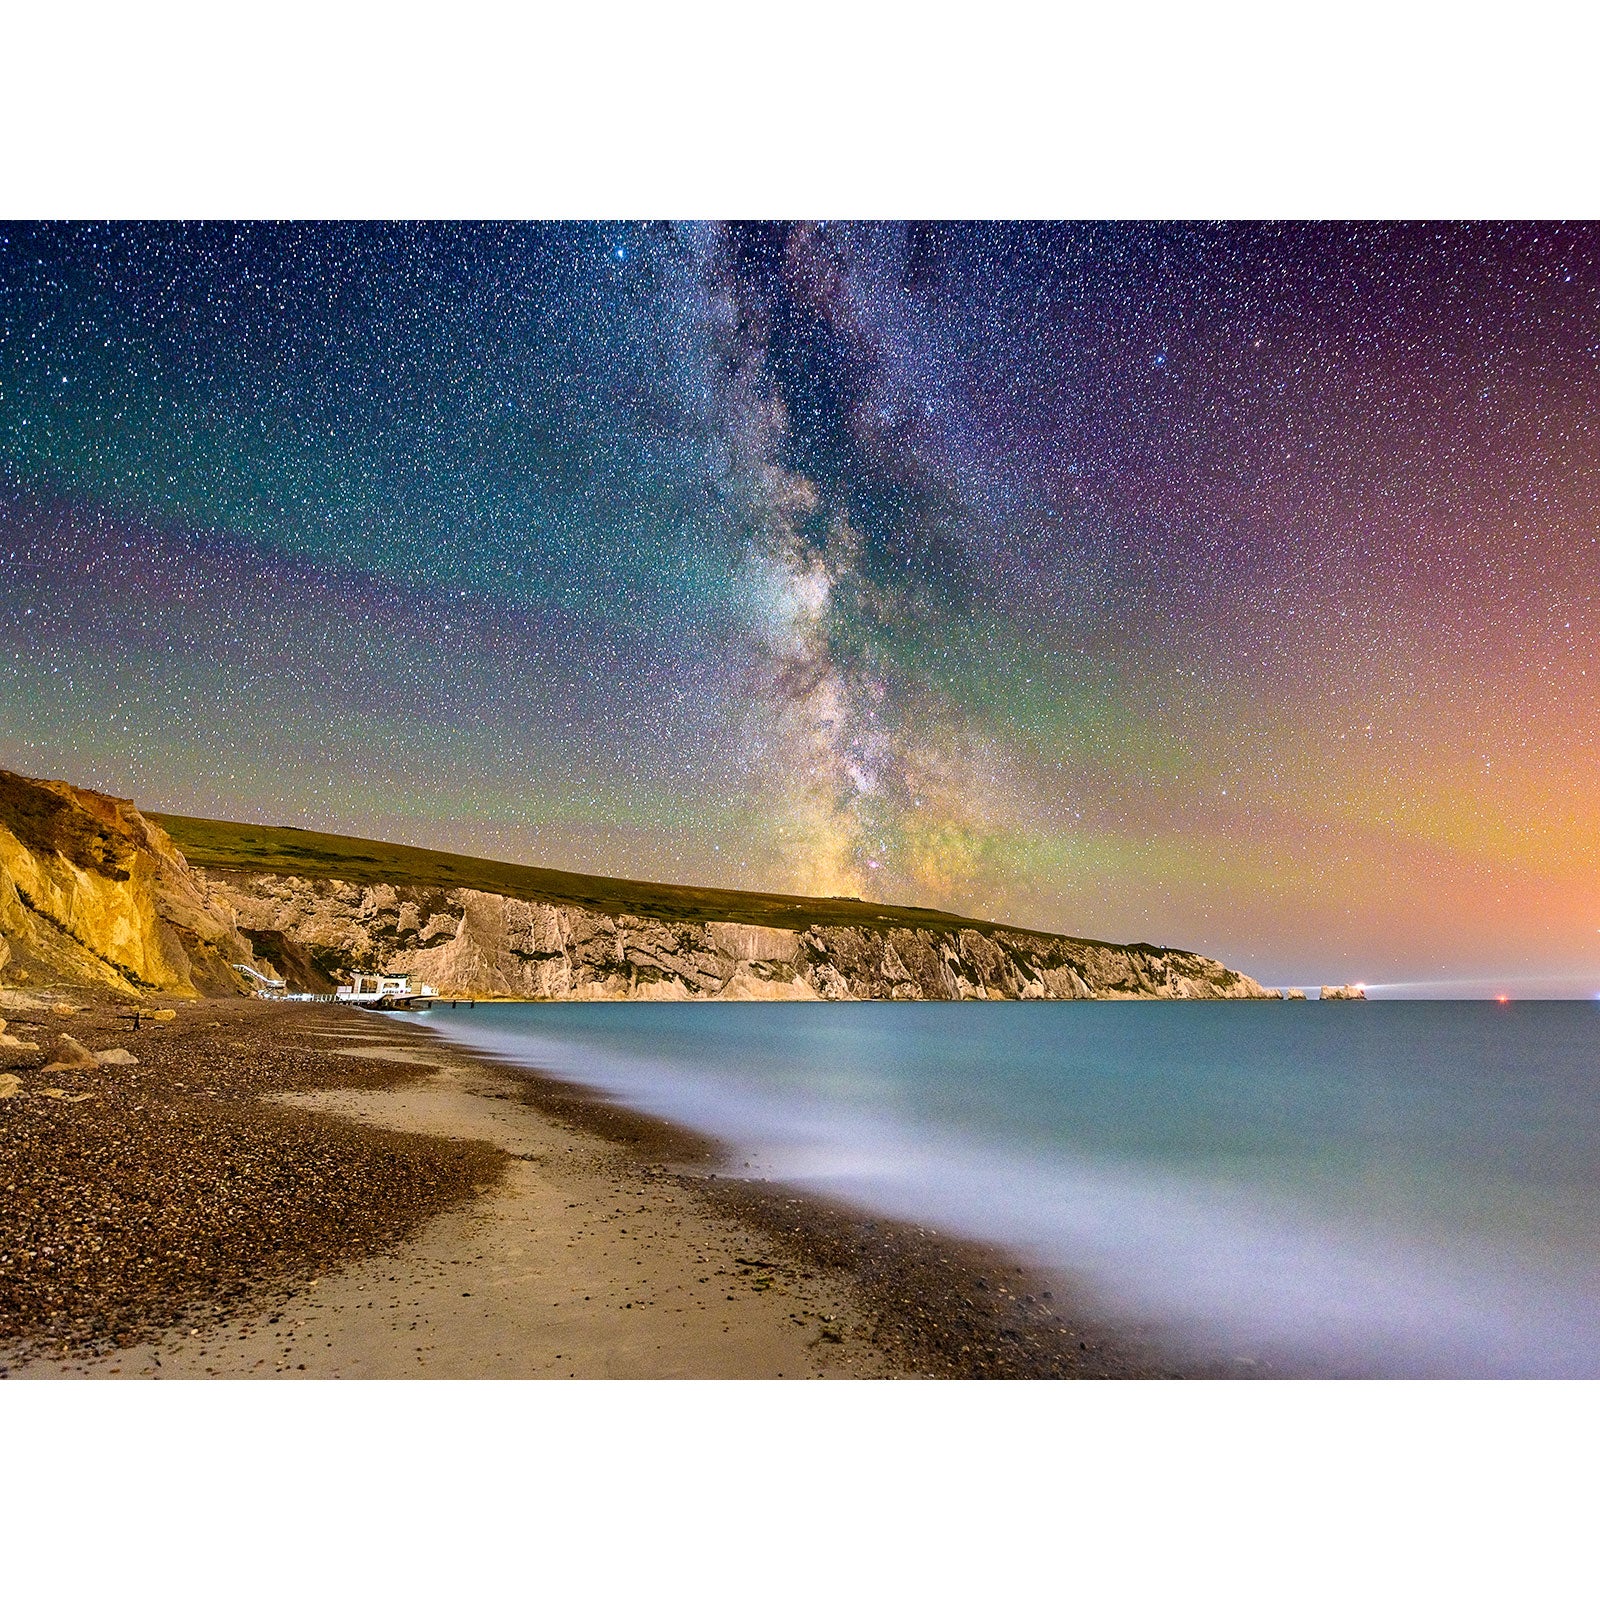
[1, 222, 1596, 993]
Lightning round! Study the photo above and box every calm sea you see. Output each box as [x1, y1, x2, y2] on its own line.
[403, 999, 1600, 1377]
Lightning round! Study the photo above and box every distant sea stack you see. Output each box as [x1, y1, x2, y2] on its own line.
[0, 767, 1279, 1003]
[1319, 984, 1368, 1001]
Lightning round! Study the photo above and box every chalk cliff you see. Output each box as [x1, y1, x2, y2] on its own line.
[194, 871, 1277, 1002]
[0, 768, 1278, 1002]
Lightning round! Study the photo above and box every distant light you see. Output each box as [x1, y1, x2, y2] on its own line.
[615, 247, 627, 261]
[1497, 994, 1510, 1005]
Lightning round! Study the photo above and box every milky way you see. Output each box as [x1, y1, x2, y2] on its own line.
[1, 222, 1596, 991]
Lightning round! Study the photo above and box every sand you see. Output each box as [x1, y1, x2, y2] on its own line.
[29, 1071, 883, 1379]
[2, 993, 1195, 1380]
[3, 1004, 882, 1378]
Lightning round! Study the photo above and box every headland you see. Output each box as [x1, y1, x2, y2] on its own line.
[0, 765, 1278, 1004]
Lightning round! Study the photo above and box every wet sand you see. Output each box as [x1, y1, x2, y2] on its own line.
[1, 992, 1200, 1379]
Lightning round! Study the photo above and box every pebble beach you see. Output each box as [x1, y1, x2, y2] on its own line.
[1, 992, 1190, 1379]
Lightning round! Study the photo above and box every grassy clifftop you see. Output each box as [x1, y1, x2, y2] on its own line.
[152, 812, 1146, 951]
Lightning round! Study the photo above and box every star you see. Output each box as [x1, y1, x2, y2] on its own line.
[0, 220, 1593, 990]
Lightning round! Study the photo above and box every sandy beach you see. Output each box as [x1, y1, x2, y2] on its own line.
[2, 993, 1189, 1379]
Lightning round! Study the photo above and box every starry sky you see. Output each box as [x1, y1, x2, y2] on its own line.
[1, 222, 1596, 994]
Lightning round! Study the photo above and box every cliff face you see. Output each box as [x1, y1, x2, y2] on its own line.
[194, 870, 1278, 1002]
[0, 768, 1279, 1002]
[0, 769, 254, 996]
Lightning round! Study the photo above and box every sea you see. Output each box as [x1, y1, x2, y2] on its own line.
[402, 999, 1600, 1377]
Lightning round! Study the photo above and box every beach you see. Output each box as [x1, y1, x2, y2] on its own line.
[1, 995, 1181, 1379]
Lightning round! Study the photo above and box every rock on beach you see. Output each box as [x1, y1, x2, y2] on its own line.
[0, 1017, 41, 1054]
[42, 1034, 99, 1070]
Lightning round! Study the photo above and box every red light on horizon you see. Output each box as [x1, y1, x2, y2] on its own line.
[1496, 994, 1510, 1004]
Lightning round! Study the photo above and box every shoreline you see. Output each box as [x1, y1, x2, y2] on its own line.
[394, 1009, 1230, 1378]
[1, 990, 1221, 1379]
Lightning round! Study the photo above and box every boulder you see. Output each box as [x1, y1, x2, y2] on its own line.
[0, 1072, 20, 1099]
[42, 1033, 98, 1070]
[94, 1047, 139, 1066]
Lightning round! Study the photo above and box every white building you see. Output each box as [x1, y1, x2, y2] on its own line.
[335, 973, 438, 1004]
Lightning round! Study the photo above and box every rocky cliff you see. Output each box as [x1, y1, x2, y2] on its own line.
[0, 768, 1279, 1002]
[0, 769, 254, 996]
[193, 873, 1277, 1003]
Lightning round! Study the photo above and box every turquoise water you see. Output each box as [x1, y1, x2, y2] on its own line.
[404, 1000, 1600, 1376]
